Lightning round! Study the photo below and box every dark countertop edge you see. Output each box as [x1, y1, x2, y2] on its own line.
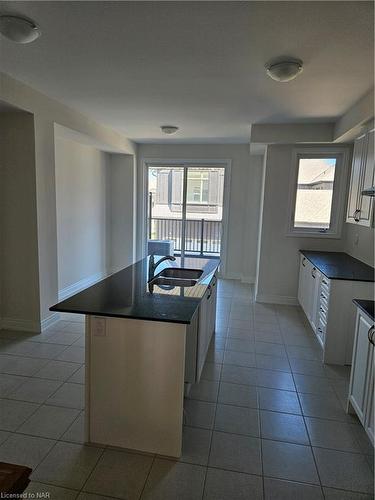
[300, 250, 375, 282]
[50, 265, 218, 325]
[353, 299, 375, 322]
[49, 306, 193, 325]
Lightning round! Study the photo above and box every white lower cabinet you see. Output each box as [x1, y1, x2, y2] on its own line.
[185, 272, 217, 384]
[365, 373, 374, 445]
[298, 254, 373, 364]
[197, 274, 217, 381]
[298, 255, 321, 336]
[347, 308, 374, 445]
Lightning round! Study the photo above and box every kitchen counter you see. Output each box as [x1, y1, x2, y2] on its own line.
[300, 251, 374, 282]
[353, 299, 375, 322]
[53, 255, 220, 458]
[50, 255, 220, 324]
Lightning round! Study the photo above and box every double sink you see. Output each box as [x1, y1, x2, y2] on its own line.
[149, 268, 203, 288]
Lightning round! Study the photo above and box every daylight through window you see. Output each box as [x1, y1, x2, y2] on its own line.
[293, 158, 337, 230]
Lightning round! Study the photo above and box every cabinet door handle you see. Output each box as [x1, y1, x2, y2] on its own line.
[311, 268, 316, 278]
[353, 209, 361, 222]
[368, 326, 375, 346]
[207, 285, 212, 300]
[302, 257, 306, 267]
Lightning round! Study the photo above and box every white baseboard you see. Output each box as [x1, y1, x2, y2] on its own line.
[1, 272, 107, 334]
[41, 312, 61, 332]
[58, 271, 108, 301]
[241, 276, 256, 284]
[1, 317, 41, 333]
[1, 312, 61, 333]
[221, 272, 242, 280]
[219, 272, 255, 284]
[255, 293, 299, 306]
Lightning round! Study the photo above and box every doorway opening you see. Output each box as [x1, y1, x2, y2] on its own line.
[145, 162, 229, 265]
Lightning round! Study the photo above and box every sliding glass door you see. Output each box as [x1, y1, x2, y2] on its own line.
[147, 164, 225, 258]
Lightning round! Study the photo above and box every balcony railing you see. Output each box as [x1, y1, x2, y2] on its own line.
[150, 217, 222, 255]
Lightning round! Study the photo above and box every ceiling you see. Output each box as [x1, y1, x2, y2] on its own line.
[0, 1, 373, 143]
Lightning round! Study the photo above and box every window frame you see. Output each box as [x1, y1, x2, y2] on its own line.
[286, 146, 350, 238]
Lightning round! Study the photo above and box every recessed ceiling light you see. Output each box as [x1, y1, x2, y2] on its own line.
[0, 15, 41, 44]
[161, 125, 179, 135]
[265, 58, 303, 82]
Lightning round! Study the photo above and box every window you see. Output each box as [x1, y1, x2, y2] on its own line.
[186, 171, 209, 204]
[287, 148, 349, 237]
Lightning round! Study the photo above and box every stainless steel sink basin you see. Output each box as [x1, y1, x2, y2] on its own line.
[159, 268, 203, 279]
[150, 277, 198, 288]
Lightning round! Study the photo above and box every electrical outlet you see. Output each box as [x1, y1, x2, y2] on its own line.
[93, 316, 106, 336]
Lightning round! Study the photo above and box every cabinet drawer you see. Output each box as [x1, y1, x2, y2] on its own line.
[320, 289, 330, 304]
[319, 306, 328, 323]
[320, 277, 330, 291]
[319, 293, 329, 310]
[317, 320, 326, 345]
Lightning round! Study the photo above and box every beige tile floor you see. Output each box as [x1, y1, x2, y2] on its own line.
[0, 279, 373, 499]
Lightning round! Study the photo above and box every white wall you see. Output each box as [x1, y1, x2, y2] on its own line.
[251, 123, 334, 145]
[55, 140, 138, 296]
[241, 154, 264, 282]
[55, 136, 109, 295]
[334, 89, 374, 142]
[255, 144, 350, 304]
[0, 73, 136, 327]
[109, 154, 137, 273]
[343, 216, 374, 267]
[137, 144, 263, 281]
[0, 112, 41, 330]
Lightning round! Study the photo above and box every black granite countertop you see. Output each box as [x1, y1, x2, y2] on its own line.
[300, 251, 374, 282]
[353, 299, 375, 322]
[50, 256, 220, 324]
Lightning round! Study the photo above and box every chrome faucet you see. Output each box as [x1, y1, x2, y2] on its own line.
[148, 254, 176, 282]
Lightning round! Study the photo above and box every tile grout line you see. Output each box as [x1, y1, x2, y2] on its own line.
[201, 301, 230, 500]
[137, 453, 156, 500]
[276, 307, 326, 495]
[256, 383, 265, 498]
[0, 395, 84, 411]
[1, 288, 373, 497]
[27, 480, 82, 498]
[77, 444, 107, 497]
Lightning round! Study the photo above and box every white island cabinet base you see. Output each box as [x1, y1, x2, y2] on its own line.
[85, 315, 186, 458]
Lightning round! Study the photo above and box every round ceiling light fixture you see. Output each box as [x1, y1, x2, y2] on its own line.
[161, 125, 179, 135]
[265, 58, 303, 82]
[0, 15, 41, 44]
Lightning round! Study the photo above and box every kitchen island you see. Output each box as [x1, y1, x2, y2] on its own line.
[50, 256, 219, 457]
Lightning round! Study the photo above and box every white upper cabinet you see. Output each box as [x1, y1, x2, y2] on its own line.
[359, 129, 375, 224]
[346, 129, 374, 227]
[346, 135, 365, 223]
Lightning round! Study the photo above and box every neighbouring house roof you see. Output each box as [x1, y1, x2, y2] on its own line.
[298, 159, 335, 185]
